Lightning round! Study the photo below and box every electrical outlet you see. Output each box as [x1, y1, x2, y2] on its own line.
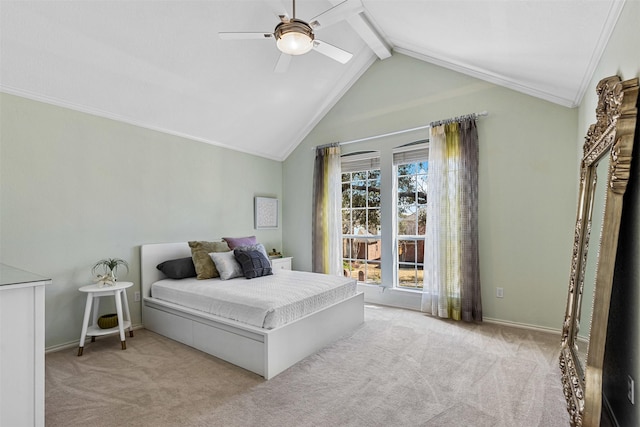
[628, 375, 635, 405]
[496, 287, 504, 298]
[134, 291, 141, 302]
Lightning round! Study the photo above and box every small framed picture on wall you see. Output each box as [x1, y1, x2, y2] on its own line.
[254, 196, 278, 229]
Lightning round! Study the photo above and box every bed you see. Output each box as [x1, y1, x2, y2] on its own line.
[140, 242, 364, 379]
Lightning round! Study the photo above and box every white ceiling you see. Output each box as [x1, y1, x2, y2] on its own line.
[0, 0, 624, 161]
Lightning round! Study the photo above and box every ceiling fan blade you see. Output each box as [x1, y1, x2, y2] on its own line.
[219, 32, 274, 40]
[274, 53, 292, 73]
[265, 0, 290, 22]
[308, 0, 364, 30]
[312, 40, 353, 64]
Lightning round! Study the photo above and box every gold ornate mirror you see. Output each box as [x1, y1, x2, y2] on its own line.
[560, 75, 639, 426]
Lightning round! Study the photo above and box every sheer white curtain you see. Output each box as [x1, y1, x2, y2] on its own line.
[312, 144, 342, 275]
[421, 118, 482, 321]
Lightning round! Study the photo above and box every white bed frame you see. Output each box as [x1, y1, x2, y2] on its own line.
[140, 242, 364, 379]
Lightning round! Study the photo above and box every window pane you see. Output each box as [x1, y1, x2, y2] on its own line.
[342, 238, 353, 259]
[417, 161, 428, 174]
[416, 240, 424, 262]
[363, 261, 382, 284]
[368, 170, 380, 180]
[367, 177, 381, 207]
[342, 210, 352, 234]
[341, 183, 351, 209]
[342, 260, 355, 279]
[361, 238, 380, 261]
[398, 265, 420, 289]
[418, 206, 427, 235]
[398, 176, 416, 206]
[397, 239, 416, 263]
[397, 164, 412, 177]
[352, 171, 367, 181]
[417, 174, 428, 205]
[352, 209, 366, 231]
[348, 261, 382, 284]
[352, 187, 366, 208]
[341, 172, 350, 183]
[398, 206, 417, 235]
[353, 237, 367, 260]
[367, 209, 380, 234]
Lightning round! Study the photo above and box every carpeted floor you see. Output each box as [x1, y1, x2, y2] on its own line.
[46, 305, 569, 426]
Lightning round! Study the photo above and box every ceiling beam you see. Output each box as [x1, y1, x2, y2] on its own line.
[330, 0, 392, 60]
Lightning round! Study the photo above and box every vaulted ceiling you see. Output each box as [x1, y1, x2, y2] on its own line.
[0, 0, 624, 161]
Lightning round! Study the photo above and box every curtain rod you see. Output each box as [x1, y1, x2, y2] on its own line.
[313, 110, 488, 150]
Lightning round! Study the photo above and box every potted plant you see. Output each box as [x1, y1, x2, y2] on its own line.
[92, 258, 129, 285]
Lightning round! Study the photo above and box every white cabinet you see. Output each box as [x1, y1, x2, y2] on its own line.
[270, 257, 292, 272]
[0, 264, 49, 427]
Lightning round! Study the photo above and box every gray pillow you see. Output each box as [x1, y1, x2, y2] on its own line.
[234, 249, 273, 279]
[156, 257, 196, 279]
[209, 251, 244, 280]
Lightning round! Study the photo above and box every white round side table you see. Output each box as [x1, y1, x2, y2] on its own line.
[77, 281, 133, 356]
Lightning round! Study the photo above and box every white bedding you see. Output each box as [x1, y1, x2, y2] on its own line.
[151, 269, 357, 329]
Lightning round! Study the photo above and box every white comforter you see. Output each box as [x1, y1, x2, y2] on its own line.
[151, 269, 357, 329]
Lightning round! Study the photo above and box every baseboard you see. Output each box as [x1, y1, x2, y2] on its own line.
[47, 317, 560, 352]
[45, 323, 144, 354]
[483, 317, 561, 335]
[359, 284, 563, 334]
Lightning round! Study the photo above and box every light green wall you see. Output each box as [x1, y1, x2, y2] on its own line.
[577, 2, 640, 424]
[0, 93, 283, 349]
[283, 53, 578, 330]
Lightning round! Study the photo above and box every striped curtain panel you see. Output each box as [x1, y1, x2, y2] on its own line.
[312, 144, 342, 275]
[421, 118, 482, 322]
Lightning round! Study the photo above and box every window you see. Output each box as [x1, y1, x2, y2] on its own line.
[394, 143, 429, 289]
[339, 143, 429, 290]
[341, 152, 381, 284]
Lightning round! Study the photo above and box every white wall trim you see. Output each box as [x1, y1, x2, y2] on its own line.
[358, 283, 562, 335]
[46, 311, 562, 353]
[483, 317, 561, 335]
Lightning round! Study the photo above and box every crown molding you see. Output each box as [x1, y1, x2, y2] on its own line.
[571, 0, 626, 107]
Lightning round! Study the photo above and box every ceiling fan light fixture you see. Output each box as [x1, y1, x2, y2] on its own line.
[275, 20, 314, 55]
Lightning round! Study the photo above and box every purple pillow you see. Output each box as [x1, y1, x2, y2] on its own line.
[222, 236, 257, 249]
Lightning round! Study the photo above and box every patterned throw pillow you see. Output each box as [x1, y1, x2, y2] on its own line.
[234, 243, 269, 261]
[188, 241, 230, 279]
[209, 251, 244, 280]
[234, 249, 273, 279]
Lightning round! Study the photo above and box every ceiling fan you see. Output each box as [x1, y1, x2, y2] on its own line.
[219, 0, 364, 72]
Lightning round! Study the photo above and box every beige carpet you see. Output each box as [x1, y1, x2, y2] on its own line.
[46, 305, 569, 426]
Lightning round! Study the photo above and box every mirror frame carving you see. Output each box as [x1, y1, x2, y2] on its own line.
[560, 75, 639, 426]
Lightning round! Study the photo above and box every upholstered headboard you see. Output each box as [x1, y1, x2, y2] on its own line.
[140, 242, 191, 299]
